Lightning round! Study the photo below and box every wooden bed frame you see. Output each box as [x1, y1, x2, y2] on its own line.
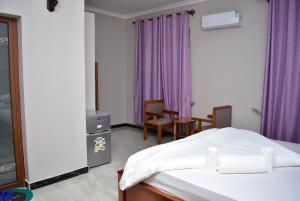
[118, 170, 183, 201]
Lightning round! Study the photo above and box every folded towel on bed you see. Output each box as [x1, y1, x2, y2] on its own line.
[261, 147, 274, 172]
[207, 146, 219, 169]
[217, 147, 275, 174]
[217, 154, 268, 174]
[208, 146, 219, 161]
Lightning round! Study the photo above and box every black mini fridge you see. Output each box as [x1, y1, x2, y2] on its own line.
[86, 110, 111, 168]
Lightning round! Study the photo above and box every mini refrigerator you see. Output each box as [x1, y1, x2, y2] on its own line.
[86, 110, 111, 168]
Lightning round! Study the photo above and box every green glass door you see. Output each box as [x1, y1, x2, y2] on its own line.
[0, 21, 17, 186]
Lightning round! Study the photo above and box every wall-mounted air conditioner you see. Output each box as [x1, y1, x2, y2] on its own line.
[202, 10, 241, 30]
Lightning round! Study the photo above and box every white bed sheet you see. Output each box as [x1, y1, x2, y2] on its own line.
[145, 140, 300, 201]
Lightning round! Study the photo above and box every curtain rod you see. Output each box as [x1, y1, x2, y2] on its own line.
[132, 9, 195, 24]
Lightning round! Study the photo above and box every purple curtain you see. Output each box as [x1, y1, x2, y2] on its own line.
[134, 11, 191, 124]
[261, 0, 300, 143]
[134, 18, 163, 124]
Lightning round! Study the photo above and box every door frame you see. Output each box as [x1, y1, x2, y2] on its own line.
[0, 16, 25, 190]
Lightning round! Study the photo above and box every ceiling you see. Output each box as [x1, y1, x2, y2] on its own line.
[85, 0, 206, 19]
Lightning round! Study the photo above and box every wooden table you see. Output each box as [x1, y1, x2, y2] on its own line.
[173, 118, 196, 140]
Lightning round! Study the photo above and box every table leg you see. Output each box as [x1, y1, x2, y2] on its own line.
[157, 126, 162, 144]
[185, 123, 189, 137]
[143, 126, 147, 141]
[174, 122, 177, 141]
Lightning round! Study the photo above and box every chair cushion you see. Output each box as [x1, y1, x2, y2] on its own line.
[146, 118, 172, 125]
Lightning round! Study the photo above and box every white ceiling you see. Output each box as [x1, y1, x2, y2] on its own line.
[85, 0, 207, 19]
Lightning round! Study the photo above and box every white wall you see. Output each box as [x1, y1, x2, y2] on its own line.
[189, 0, 268, 132]
[125, 0, 268, 132]
[1, 0, 87, 183]
[126, 20, 135, 125]
[94, 14, 128, 125]
[85, 12, 96, 111]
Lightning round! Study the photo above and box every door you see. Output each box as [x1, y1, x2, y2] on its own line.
[0, 16, 25, 190]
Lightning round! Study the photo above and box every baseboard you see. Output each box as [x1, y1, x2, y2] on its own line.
[112, 123, 143, 130]
[27, 167, 88, 190]
[125, 123, 143, 129]
[25, 179, 30, 189]
[111, 123, 164, 134]
[111, 123, 128, 128]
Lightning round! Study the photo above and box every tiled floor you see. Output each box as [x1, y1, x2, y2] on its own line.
[31, 127, 173, 201]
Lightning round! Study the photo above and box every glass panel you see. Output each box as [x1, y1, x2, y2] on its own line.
[0, 22, 17, 185]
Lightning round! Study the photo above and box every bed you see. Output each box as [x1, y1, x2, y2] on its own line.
[118, 128, 300, 201]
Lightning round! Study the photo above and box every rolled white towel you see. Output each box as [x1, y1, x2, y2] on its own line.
[261, 147, 274, 172]
[208, 146, 219, 162]
[217, 154, 268, 174]
[207, 146, 219, 170]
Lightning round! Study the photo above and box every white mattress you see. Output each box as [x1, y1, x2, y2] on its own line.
[145, 140, 300, 201]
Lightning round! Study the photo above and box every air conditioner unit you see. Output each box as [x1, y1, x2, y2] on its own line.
[202, 10, 241, 30]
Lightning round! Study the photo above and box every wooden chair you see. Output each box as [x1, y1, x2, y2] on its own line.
[192, 105, 232, 133]
[144, 100, 178, 144]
